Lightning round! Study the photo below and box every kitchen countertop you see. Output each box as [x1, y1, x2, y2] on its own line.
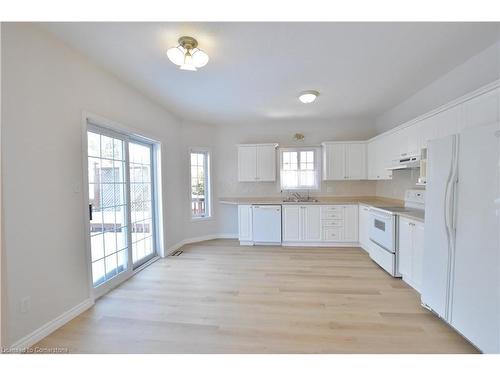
[220, 196, 425, 223]
[397, 210, 425, 222]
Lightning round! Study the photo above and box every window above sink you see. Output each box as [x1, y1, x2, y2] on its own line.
[279, 147, 320, 191]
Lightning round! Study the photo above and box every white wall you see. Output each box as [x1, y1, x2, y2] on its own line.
[0, 23, 216, 346]
[375, 41, 500, 133]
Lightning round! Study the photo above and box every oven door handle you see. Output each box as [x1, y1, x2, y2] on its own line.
[369, 209, 393, 220]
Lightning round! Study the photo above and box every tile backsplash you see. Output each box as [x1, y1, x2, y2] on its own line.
[375, 169, 422, 200]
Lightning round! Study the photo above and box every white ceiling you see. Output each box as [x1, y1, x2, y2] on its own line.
[40, 22, 500, 125]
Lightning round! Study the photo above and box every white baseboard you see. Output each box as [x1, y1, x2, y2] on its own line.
[166, 233, 238, 255]
[282, 241, 360, 247]
[9, 298, 94, 351]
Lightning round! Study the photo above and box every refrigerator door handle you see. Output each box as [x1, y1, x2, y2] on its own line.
[444, 169, 452, 245]
[444, 136, 459, 236]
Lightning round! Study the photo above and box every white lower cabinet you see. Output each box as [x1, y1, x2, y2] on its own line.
[358, 204, 371, 251]
[282, 205, 301, 242]
[282, 205, 358, 245]
[321, 205, 358, 243]
[303, 206, 322, 241]
[283, 205, 321, 242]
[238, 205, 253, 243]
[342, 205, 358, 242]
[398, 216, 425, 292]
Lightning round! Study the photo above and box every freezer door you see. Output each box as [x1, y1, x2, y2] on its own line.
[451, 122, 500, 353]
[421, 134, 457, 319]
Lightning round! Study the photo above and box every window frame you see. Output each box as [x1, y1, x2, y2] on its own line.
[128, 138, 158, 269]
[189, 147, 212, 221]
[279, 147, 321, 191]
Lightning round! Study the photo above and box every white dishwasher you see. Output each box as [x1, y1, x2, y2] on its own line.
[251, 205, 282, 245]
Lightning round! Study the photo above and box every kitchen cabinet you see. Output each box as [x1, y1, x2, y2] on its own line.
[282, 205, 358, 244]
[367, 140, 378, 180]
[358, 204, 371, 251]
[320, 205, 358, 243]
[346, 143, 367, 180]
[282, 205, 321, 242]
[303, 206, 322, 241]
[238, 205, 253, 243]
[343, 205, 358, 242]
[461, 87, 500, 131]
[282, 205, 301, 241]
[367, 137, 392, 180]
[238, 144, 277, 182]
[395, 125, 420, 158]
[398, 216, 425, 292]
[322, 142, 366, 180]
[322, 143, 345, 180]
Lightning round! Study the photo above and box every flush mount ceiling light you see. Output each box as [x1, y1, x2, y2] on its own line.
[167, 36, 209, 71]
[298, 90, 319, 104]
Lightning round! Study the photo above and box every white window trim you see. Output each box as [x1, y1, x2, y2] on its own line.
[279, 147, 321, 191]
[189, 147, 212, 221]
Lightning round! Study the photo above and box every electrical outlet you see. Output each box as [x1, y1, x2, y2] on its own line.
[20, 296, 31, 313]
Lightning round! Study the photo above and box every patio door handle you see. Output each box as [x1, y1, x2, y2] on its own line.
[89, 204, 93, 220]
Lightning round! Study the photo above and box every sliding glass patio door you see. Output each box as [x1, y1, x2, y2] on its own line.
[87, 125, 157, 296]
[129, 141, 156, 267]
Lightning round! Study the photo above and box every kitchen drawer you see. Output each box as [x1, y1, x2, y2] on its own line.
[321, 205, 343, 213]
[321, 211, 343, 220]
[321, 219, 343, 227]
[322, 227, 343, 241]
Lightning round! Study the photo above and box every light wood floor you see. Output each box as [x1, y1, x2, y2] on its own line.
[35, 239, 478, 353]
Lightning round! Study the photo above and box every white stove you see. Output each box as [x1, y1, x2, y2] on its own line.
[368, 190, 425, 277]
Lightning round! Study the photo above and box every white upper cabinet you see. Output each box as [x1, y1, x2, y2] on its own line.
[238, 145, 257, 182]
[367, 140, 378, 180]
[395, 125, 420, 158]
[322, 143, 345, 180]
[238, 144, 277, 182]
[417, 116, 438, 151]
[322, 142, 366, 180]
[367, 137, 392, 180]
[461, 87, 499, 131]
[346, 143, 367, 180]
[256, 144, 277, 181]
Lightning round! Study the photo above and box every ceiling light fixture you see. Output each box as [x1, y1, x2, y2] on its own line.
[167, 36, 209, 71]
[298, 90, 319, 104]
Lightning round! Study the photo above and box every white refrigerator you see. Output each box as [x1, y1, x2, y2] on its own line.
[422, 122, 500, 353]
